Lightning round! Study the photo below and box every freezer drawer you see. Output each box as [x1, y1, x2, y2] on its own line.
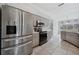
[1, 41, 33, 55]
[18, 35, 32, 44]
[22, 35, 32, 43]
[1, 35, 32, 48]
[16, 41, 33, 55]
[1, 47, 16, 55]
[1, 38, 17, 48]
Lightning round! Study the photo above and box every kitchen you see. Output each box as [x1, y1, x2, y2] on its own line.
[0, 3, 79, 55]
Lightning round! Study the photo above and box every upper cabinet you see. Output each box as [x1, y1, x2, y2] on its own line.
[60, 19, 79, 33]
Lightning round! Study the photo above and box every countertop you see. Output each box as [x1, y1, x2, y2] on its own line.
[61, 30, 79, 34]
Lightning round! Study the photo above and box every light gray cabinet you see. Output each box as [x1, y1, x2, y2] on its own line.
[61, 31, 66, 40]
[66, 32, 79, 47]
[32, 32, 39, 47]
[61, 31, 79, 47]
[60, 19, 79, 47]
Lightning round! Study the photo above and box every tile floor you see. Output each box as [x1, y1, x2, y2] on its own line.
[32, 35, 79, 55]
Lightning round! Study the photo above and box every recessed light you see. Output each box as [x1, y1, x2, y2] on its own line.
[58, 3, 64, 7]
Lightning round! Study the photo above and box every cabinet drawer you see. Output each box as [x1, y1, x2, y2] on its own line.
[16, 41, 33, 55]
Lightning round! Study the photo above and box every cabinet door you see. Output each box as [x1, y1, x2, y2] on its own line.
[16, 41, 33, 55]
[22, 12, 33, 35]
[74, 24, 79, 32]
[61, 31, 66, 40]
[33, 32, 39, 47]
[66, 32, 79, 47]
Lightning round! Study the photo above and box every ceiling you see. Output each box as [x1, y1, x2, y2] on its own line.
[1, 3, 79, 21]
[29, 3, 79, 19]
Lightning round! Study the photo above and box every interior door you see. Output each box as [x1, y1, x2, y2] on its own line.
[22, 11, 33, 35]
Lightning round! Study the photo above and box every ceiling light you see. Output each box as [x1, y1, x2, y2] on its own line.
[58, 3, 64, 7]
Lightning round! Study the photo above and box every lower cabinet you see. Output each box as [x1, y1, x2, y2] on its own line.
[61, 31, 66, 40]
[32, 32, 39, 47]
[61, 31, 79, 47]
[66, 32, 79, 47]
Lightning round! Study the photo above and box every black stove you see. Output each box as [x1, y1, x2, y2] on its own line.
[39, 31, 47, 46]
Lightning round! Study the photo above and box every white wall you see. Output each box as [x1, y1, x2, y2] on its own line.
[0, 3, 4, 7]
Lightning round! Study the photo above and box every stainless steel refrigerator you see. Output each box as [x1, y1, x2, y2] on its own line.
[0, 5, 33, 55]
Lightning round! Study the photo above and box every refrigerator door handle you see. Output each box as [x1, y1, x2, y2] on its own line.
[17, 41, 32, 47]
[19, 11, 22, 36]
[2, 46, 15, 50]
[23, 35, 32, 39]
